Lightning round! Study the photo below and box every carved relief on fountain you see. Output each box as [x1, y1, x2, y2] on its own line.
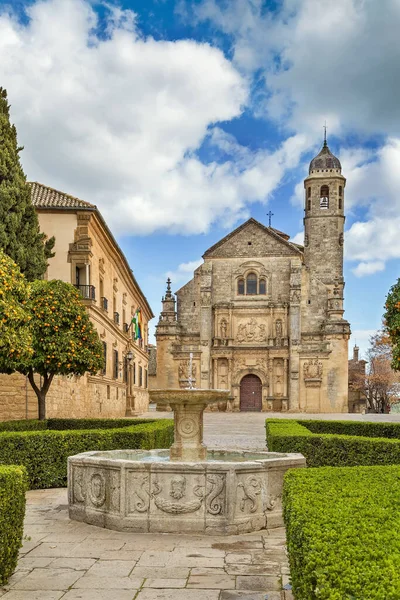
[237, 474, 263, 514]
[73, 468, 120, 513]
[127, 473, 150, 514]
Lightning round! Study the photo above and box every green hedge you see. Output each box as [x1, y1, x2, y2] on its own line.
[284, 465, 400, 599]
[266, 419, 400, 467]
[0, 420, 174, 489]
[302, 419, 400, 439]
[0, 465, 27, 586]
[0, 418, 149, 432]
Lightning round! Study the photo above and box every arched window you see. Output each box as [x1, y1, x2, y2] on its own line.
[339, 185, 342, 196]
[320, 185, 329, 209]
[338, 197, 342, 210]
[307, 199, 311, 211]
[307, 187, 311, 198]
[238, 278, 245, 295]
[259, 278, 266, 295]
[246, 273, 257, 295]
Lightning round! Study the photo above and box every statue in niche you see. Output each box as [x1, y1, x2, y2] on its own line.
[275, 320, 282, 339]
[220, 319, 228, 339]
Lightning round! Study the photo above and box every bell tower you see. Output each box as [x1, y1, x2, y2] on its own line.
[303, 134, 346, 295]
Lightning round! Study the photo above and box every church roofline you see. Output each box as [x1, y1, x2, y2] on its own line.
[202, 218, 303, 258]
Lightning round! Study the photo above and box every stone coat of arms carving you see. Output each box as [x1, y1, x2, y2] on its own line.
[303, 359, 323, 387]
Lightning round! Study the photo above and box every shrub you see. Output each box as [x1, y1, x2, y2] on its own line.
[46, 418, 149, 430]
[284, 465, 400, 599]
[266, 419, 400, 467]
[302, 419, 400, 439]
[0, 419, 46, 432]
[0, 419, 174, 489]
[0, 465, 27, 586]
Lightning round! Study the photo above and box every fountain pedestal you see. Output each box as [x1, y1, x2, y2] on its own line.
[150, 390, 230, 462]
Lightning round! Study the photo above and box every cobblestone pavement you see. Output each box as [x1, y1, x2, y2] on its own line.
[0, 488, 293, 600]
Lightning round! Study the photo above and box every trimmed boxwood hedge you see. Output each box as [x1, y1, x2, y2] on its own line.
[0, 465, 27, 586]
[0, 418, 149, 432]
[266, 419, 400, 467]
[302, 419, 400, 439]
[0, 419, 174, 489]
[284, 465, 400, 599]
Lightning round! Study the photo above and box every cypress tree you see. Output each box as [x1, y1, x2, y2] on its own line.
[0, 87, 54, 281]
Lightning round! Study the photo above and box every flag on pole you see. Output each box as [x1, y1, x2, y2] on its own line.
[131, 308, 142, 340]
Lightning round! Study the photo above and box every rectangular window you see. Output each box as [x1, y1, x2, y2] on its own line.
[133, 362, 136, 385]
[113, 350, 119, 379]
[139, 366, 143, 387]
[102, 342, 107, 375]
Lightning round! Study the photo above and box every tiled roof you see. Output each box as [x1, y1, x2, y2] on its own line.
[29, 182, 96, 210]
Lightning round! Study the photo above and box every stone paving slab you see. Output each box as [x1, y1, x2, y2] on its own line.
[0, 487, 292, 599]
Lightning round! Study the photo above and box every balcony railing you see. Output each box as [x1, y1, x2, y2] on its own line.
[75, 284, 95, 300]
[114, 312, 120, 325]
[101, 296, 108, 311]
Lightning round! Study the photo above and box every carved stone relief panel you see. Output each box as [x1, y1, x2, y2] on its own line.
[274, 359, 284, 397]
[72, 466, 86, 504]
[290, 289, 301, 304]
[178, 360, 197, 380]
[236, 474, 263, 515]
[205, 473, 226, 516]
[236, 318, 268, 344]
[151, 472, 206, 517]
[200, 291, 211, 306]
[126, 472, 150, 515]
[88, 472, 106, 508]
[218, 358, 229, 389]
[303, 359, 323, 387]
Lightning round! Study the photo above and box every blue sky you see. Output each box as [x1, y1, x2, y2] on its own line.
[1, 0, 399, 356]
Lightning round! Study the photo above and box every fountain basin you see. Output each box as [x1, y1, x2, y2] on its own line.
[68, 449, 305, 535]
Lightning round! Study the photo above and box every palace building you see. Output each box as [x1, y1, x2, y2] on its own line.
[155, 140, 351, 412]
[0, 182, 153, 421]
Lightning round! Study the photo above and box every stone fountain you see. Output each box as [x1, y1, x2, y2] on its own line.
[68, 356, 305, 534]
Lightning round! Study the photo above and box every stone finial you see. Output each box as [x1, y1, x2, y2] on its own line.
[165, 277, 172, 299]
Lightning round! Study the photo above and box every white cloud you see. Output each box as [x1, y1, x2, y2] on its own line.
[195, 0, 400, 137]
[166, 259, 203, 284]
[290, 231, 304, 245]
[352, 261, 385, 278]
[0, 0, 313, 236]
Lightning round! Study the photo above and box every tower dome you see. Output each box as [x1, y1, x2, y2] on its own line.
[309, 140, 341, 174]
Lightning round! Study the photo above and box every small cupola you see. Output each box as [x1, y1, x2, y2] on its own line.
[309, 134, 341, 174]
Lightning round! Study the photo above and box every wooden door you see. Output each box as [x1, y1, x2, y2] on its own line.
[240, 374, 262, 412]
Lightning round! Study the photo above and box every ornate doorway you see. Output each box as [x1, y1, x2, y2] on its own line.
[240, 374, 262, 412]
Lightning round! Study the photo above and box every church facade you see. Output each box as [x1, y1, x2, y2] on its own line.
[155, 141, 351, 412]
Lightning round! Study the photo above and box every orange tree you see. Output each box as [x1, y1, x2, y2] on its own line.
[0, 250, 32, 370]
[16, 280, 104, 420]
[384, 279, 400, 372]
